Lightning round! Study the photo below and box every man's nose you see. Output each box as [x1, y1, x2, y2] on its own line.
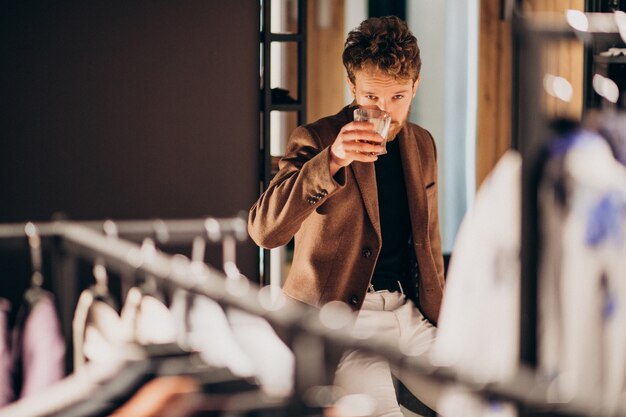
[377, 100, 388, 111]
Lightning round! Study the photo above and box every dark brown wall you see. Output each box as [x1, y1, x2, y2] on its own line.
[0, 0, 260, 279]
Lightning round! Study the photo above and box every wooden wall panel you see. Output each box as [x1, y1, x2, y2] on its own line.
[476, 0, 512, 188]
[476, 0, 584, 188]
[525, 0, 584, 119]
[307, 0, 346, 123]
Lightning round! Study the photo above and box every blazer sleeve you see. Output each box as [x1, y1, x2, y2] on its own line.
[248, 125, 346, 249]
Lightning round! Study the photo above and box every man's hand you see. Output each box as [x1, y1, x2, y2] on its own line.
[329, 121, 384, 176]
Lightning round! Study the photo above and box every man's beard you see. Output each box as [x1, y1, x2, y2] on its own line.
[387, 105, 411, 140]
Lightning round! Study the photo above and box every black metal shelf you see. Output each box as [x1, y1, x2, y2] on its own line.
[594, 54, 626, 64]
[264, 103, 305, 112]
[583, 4, 626, 109]
[259, 0, 307, 287]
[261, 33, 306, 42]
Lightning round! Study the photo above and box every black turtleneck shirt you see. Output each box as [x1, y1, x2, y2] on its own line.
[371, 136, 412, 289]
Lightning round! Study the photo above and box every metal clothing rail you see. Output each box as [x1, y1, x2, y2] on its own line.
[0, 216, 248, 246]
[2, 221, 623, 416]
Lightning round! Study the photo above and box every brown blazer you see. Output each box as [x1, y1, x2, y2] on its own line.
[248, 104, 445, 324]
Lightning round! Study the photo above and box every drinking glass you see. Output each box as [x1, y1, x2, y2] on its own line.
[353, 107, 392, 155]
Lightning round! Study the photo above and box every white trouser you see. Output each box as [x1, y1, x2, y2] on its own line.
[333, 291, 441, 417]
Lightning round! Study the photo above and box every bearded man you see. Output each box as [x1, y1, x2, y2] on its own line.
[249, 16, 445, 417]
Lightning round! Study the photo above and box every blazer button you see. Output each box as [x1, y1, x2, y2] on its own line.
[349, 295, 359, 305]
[362, 248, 372, 258]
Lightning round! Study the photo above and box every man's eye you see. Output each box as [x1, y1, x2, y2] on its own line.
[365, 95, 376, 100]
[393, 95, 404, 100]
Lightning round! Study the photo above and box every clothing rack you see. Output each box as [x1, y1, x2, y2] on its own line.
[512, 11, 626, 417]
[0, 216, 250, 377]
[514, 11, 624, 368]
[514, 14, 578, 369]
[1, 219, 625, 417]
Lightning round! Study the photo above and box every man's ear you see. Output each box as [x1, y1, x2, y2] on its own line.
[347, 76, 356, 98]
[412, 76, 420, 97]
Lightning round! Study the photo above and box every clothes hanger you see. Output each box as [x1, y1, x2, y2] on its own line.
[89, 220, 119, 308]
[11, 223, 51, 357]
[9, 223, 65, 402]
[119, 236, 177, 347]
[72, 257, 125, 371]
[72, 220, 125, 370]
[204, 217, 299, 399]
[99, 232, 260, 415]
[205, 217, 250, 299]
[171, 235, 258, 379]
[143, 219, 172, 304]
[22, 222, 46, 308]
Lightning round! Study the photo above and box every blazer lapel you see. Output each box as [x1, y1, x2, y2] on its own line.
[351, 161, 381, 239]
[345, 102, 381, 239]
[398, 126, 429, 244]
[350, 125, 428, 243]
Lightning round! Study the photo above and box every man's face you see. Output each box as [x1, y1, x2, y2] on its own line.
[350, 66, 419, 140]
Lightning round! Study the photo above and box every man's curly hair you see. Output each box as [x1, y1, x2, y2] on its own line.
[343, 16, 421, 84]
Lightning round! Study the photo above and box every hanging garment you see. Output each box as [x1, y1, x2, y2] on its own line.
[226, 308, 295, 397]
[169, 290, 256, 379]
[11, 288, 65, 400]
[120, 286, 177, 346]
[0, 298, 13, 407]
[0, 359, 125, 417]
[73, 287, 125, 369]
[437, 386, 517, 417]
[598, 112, 626, 166]
[538, 130, 626, 412]
[587, 110, 626, 167]
[432, 150, 521, 383]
